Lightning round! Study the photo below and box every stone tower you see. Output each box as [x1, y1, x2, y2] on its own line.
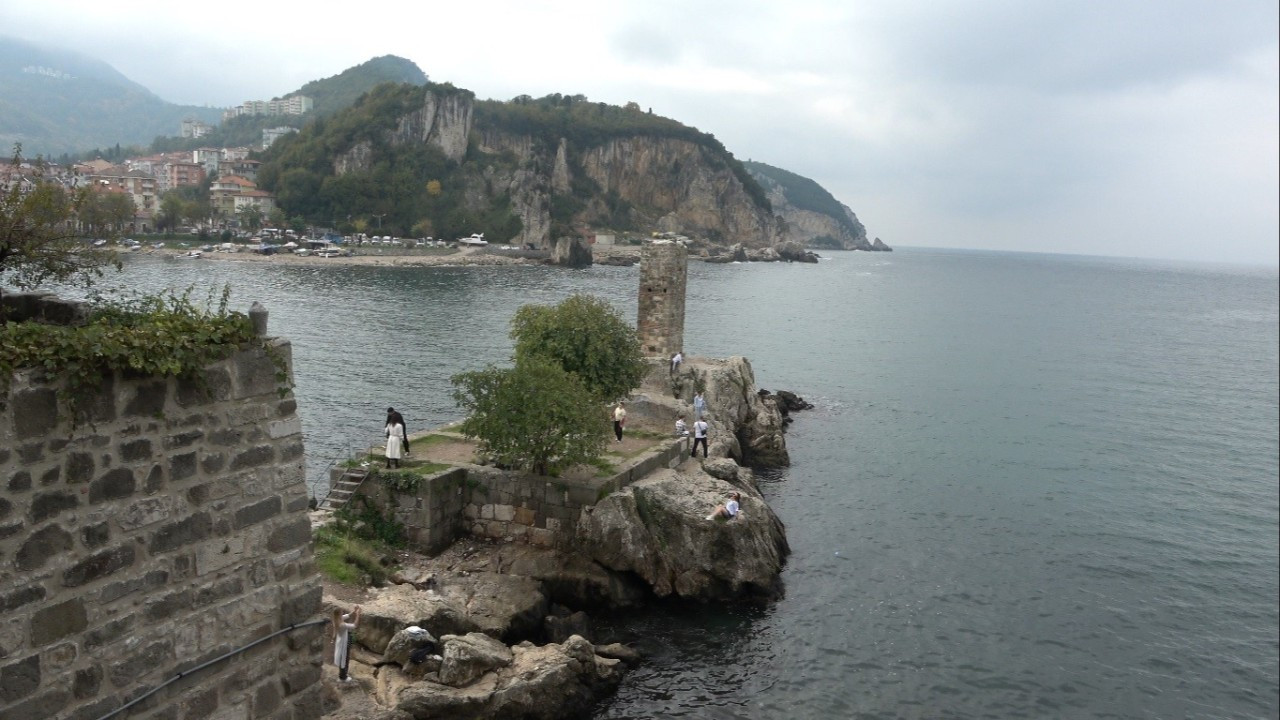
[637, 243, 687, 357]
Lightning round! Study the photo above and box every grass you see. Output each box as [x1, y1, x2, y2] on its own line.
[313, 525, 395, 586]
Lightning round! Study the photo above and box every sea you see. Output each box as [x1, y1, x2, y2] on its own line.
[70, 248, 1280, 719]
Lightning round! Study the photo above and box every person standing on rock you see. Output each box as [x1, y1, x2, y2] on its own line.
[386, 407, 410, 453]
[333, 605, 361, 682]
[385, 416, 406, 468]
[691, 418, 709, 458]
[613, 401, 627, 442]
[693, 392, 706, 421]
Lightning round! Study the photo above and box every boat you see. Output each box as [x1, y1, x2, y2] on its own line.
[458, 233, 488, 247]
[179, 250, 202, 259]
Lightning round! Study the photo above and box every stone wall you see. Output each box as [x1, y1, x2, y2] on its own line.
[636, 243, 687, 358]
[0, 297, 323, 720]
[355, 439, 687, 553]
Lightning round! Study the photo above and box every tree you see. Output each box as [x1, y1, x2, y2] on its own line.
[237, 205, 264, 232]
[0, 147, 120, 303]
[510, 294, 646, 402]
[78, 189, 135, 237]
[451, 356, 608, 476]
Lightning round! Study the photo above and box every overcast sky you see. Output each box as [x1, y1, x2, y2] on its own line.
[5, 0, 1276, 265]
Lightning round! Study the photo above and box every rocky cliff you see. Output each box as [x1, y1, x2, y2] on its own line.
[746, 160, 889, 251]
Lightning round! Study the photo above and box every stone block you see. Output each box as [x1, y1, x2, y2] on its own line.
[149, 512, 213, 554]
[12, 387, 58, 440]
[31, 598, 88, 646]
[123, 380, 169, 418]
[69, 696, 120, 720]
[266, 517, 311, 553]
[89, 467, 136, 504]
[234, 348, 282, 399]
[253, 680, 282, 717]
[1, 585, 46, 613]
[280, 585, 322, 626]
[164, 430, 205, 450]
[82, 616, 134, 650]
[120, 496, 180, 530]
[73, 664, 103, 699]
[198, 535, 248, 575]
[18, 441, 44, 463]
[63, 544, 137, 587]
[16, 524, 73, 571]
[47, 642, 77, 670]
[168, 452, 198, 482]
[8, 470, 32, 492]
[144, 464, 165, 493]
[234, 496, 282, 530]
[30, 490, 78, 523]
[145, 589, 194, 622]
[493, 504, 515, 522]
[0, 653, 40, 703]
[201, 452, 226, 475]
[2, 688, 71, 719]
[82, 521, 110, 548]
[514, 506, 536, 525]
[279, 441, 304, 462]
[120, 438, 153, 462]
[231, 445, 275, 471]
[480, 504, 494, 520]
[66, 452, 95, 484]
[39, 465, 61, 485]
[175, 366, 233, 407]
[109, 640, 172, 688]
[268, 417, 301, 439]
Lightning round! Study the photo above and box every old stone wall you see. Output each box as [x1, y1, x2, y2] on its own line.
[637, 243, 687, 358]
[0, 296, 323, 720]
[356, 439, 687, 553]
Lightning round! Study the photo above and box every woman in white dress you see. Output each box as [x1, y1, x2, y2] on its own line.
[385, 421, 405, 468]
[332, 605, 361, 681]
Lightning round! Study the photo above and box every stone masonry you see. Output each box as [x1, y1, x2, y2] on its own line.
[0, 294, 323, 720]
[636, 243, 687, 358]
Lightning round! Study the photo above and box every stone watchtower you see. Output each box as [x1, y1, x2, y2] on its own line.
[637, 243, 687, 357]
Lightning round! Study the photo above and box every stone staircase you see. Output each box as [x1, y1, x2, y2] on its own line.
[318, 467, 369, 511]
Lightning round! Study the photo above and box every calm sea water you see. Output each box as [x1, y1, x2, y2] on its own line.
[92, 249, 1279, 719]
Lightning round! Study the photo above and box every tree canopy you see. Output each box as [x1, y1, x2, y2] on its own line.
[510, 294, 645, 403]
[451, 356, 608, 476]
[0, 148, 119, 303]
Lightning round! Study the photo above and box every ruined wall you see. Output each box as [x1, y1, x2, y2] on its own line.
[637, 243, 687, 358]
[356, 439, 687, 553]
[0, 296, 323, 720]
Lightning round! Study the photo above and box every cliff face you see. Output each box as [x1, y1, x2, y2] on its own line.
[751, 168, 875, 251]
[334, 90, 473, 175]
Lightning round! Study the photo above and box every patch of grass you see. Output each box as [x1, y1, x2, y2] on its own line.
[410, 434, 455, 448]
[588, 457, 617, 478]
[313, 525, 395, 586]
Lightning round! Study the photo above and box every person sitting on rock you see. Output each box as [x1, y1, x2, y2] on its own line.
[674, 415, 689, 437]
[706, 491, 741, 521]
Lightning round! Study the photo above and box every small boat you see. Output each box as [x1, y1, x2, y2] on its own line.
[152, 242, 166, 249]
[179, 250, 202, 259]
[458, 233, 487, 247]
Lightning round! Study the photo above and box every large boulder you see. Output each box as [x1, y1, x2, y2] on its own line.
[576, 466, 789, 600]
[549, 235, 593, 267]
[383, 636, 625, 720]
[488, 544, 650, 609]
[775, 240, 820, 263]
[383, 626, 438, 667]
[871, 236, 893, 251]
[348, 571, 547, 653]
[438, 633, 514, 687]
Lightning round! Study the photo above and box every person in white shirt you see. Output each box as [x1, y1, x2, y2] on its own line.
[674, 415, 688, 437]
[691, 418, 709, 458]
[670, 351, 683, 374]
[613, 402, 627, 442]
[332, 605, 361, 681]
[706, 492, 741, 521]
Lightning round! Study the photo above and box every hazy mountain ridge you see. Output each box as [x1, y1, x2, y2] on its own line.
[0, 35, 222, 157]
[745, 160, 876, 251]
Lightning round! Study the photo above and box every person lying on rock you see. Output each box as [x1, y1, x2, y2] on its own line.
[706, 491, 741, 521]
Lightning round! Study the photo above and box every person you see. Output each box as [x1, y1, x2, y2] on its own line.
[674, 414, 689, 438]
[691, 418, 709, 458]
[333, 605, 361, 681]
[693, 392, 706, 421]
[670, 350, 683, 374]
[706, 492, 741, 521]
[385, 417, 405, 468]
[613, 402, 627, 442]
[385, 407, 410, 453]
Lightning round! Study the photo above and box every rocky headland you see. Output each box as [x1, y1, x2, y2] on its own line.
[317, 356, 806, 718]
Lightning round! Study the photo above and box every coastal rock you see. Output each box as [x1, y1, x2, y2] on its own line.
[384, 636, 624, 720]
[746, 247, 781, 262]
[775, 241, 820, 263]
[487, 543, 650, 609]
[383, 626, 438, 667]
[871, 236, 893, 251]
[347, 571, 547, 652]
[681, 357, 790, 467]
[544, 608, 591, 644]
[576, 466, 789, 600]
[549, 235, 593, 268]
[594, 642, 642, 667]
[702, 457, 740, 482]
[438, 632, 514, 687]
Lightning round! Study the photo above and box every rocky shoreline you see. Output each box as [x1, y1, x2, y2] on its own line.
[316, 357, 809, 718]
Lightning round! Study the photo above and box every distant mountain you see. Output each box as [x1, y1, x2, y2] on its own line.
[0, 35, 222, 158]
[745, 160, 882, 251]
[293, 55, 428, 117]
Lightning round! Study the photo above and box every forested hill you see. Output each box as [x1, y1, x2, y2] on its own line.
[0, 35, 222, 157]
[295, 55, 428, 117]
[745, 160, 875, 250]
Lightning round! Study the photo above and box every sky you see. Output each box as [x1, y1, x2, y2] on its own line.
[4, 0, 1277, 265]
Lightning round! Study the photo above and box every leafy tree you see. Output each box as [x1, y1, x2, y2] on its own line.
[451, 356, 608, 476]
[237, 205, 264, 231]
[510, 294, 645, 402]
[0, 147, 120, 303]
[77, 190, 136, 237]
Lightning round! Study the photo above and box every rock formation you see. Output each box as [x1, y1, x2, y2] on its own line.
[576, 464, 789, 600]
